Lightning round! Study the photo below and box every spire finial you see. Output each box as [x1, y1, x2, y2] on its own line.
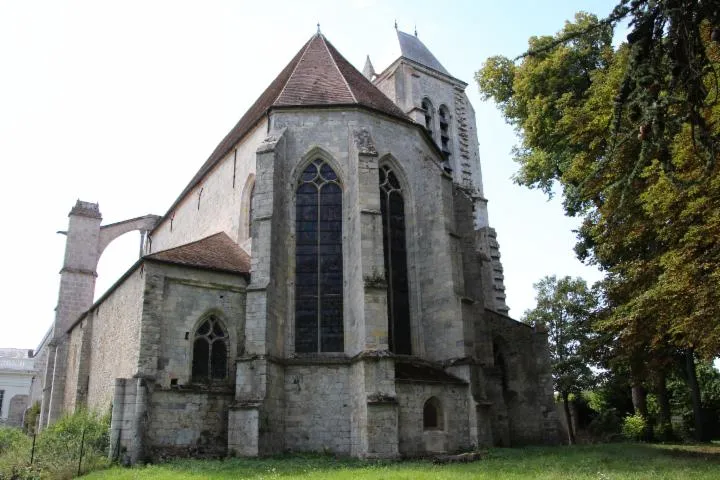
[317, 22, 321, 34]
[414, 25, 418, 37]
[394, 19, 398, 30]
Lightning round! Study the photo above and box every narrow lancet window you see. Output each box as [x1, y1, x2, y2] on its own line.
[191, 315, 228, 382]
[295, 159, 344, 353]
[379, 165, 411, 354]
[248, 183, 255, 239]
[439, 105, 452, 172]
[422, 98, 434, 139]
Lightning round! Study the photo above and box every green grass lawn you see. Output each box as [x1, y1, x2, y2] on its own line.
[82, 443, 720, 480]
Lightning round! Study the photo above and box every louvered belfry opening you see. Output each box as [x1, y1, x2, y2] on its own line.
[295, 159, 344, 353]
[379, 165, 412, 355]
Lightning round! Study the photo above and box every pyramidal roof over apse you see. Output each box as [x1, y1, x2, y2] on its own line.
[396, 30, 450, 77]
[162, 33, 409, 228]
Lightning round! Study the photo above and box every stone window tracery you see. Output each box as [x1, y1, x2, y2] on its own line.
[423, 397, 443, 430]
[379, 165, 411, 354]
[295, 159, 344, 353]
[191, 315, 228, 382]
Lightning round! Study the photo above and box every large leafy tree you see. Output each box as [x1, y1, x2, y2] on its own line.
[477, 8, 719, 439]
[522, 275, 599, 444]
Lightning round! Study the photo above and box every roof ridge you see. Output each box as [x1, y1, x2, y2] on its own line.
[273, 34, 317, 105]
[320, 35, 357, 104]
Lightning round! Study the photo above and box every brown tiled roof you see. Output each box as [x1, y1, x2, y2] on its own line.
[395, 360, 467, 385]
[155, 34, 410, 234]
[145, 232, 250, 275]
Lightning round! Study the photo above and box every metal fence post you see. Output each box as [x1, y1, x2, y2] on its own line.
[77, 426, 86, 477]
[30, 433, 36, 465]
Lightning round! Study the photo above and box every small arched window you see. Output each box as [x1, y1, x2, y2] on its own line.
[421, 98, 434, 138]
[423, 397, 443, 430]
[191, 315, 228, 382]
[295, 159, 344, 353]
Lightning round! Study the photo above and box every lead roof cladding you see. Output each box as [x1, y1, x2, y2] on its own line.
[396, 30, 450, 76]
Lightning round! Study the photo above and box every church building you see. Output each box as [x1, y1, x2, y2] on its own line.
[34, 29, 558, 462]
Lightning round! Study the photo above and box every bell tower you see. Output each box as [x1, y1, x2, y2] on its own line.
[372, 29, 509, 314]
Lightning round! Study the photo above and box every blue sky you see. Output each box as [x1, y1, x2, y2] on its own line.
[0, 0, 619, 349]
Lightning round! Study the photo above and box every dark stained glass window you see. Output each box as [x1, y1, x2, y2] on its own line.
[379, 165, 412, 354]
[295, 159, 344, 353]
[192, 315, 228, 382]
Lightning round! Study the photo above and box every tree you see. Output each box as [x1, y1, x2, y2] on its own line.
[523, 275, 599, 444]
[477, 10, 720, 440]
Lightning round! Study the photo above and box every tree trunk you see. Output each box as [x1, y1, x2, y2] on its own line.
[631, 380, 652, 441]
[655, 370, 673, 440]
[685, 349, 705, 442]
[562, 391, 575, 445]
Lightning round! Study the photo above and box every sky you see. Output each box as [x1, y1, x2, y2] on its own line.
[0, 0, 620, 350]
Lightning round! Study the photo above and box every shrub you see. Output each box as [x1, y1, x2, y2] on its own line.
[23, 402, 40, 435]
[0, 426, 32, 479]
[0, 409, 111, 480]
[587, 408, 623, 441]
[622, 414, 647, 441]
[0, 427, 27, 455]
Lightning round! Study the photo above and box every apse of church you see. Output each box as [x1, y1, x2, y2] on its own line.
[36, 29, 559, 463]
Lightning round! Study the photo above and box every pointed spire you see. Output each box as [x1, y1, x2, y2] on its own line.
[317, 22, 321, 34]
[362, 55, 376, 81]
[394, 19, 398, 30]
[414, 25, 418, 37]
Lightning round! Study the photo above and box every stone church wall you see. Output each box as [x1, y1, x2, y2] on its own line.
[283, 363, 352, 454]
[83, 266, 144, 411]
[147, 264, 247, 388]
[149, 119, 266, 254]
[395, 381, 471, 455]
[484, 310, 558, 446]
[269, 109, 465, 362]
[146, 387, 233, 457]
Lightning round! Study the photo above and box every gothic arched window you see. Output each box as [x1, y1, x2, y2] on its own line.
[191, 315, 228, 382]
[422, 98, 434, 139]
[295, 159, 343, 353]
[379, 165, 411, 354]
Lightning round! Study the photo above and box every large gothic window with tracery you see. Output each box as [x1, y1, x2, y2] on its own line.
[379, 165, 411, 354]
[295, 159, 344, 353]
[191, 315, 228, 382]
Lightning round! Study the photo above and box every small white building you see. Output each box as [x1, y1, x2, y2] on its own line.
[0, 348, 35, 427]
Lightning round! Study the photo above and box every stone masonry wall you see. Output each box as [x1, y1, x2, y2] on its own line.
[147, 388, 233, 456]
[270, 109, 465, 362]
[483, 310, 558, 445]
[148, 120, 266, 254]
[395, 381, 471, 455]
[85, 266, 144, 411]
[284, 363, 352, 454]
[156, 269, 245, 388]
